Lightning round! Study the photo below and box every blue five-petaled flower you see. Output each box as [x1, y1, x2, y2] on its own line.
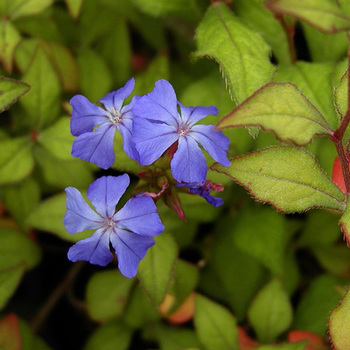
[63, 174, 164, 278]
[70, 78, 139, 170]
[132, 79, 230, 183]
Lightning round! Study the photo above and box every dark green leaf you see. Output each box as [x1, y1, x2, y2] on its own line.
[138, 232, 178, 307]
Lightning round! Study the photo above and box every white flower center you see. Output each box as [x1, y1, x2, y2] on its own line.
[178, 123, 190, 137]
[104, 217, 116, 229]
[107, 107, 122, 125]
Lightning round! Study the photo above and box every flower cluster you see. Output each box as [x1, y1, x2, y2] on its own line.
[64, 78, 230, 277]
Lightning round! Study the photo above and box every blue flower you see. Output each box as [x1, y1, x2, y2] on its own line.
[63, 174, 164, 278]
[132, 79, 230, 183]
[70, 78, 139, 169]
[177, 180, 224, 207]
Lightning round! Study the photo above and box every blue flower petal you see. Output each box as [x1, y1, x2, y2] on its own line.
[171, 136, 207, 182]
[71, 123, 116, 169]
[64, 187, 103, 234]
[178, 102, 218, 126]
[113, 197, 164, 236]
[87, 175, 130, 218]
[110, 228, 155, 278]
[133, 117, 178, 165]
[70, 95, 109, 136]
[117, 118, 140, 162]
[67, 229, 113, 266]
[99, 77, 135, 111]
[190, 124, 230, 166]
[132, 79, 179, 127]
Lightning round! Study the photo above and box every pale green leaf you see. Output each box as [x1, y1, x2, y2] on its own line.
[234, 0, 291, 64]
[77, 48, 112, 102]
[138, 232, 178, 307]
[194, 294, 239, 350]
[212, 146, 345, 213]
[329, 288, 350, 350]
[1, 0, 53, 20]
[86, 269, 134, 322]
[20, 47, 61, 129]
[84, 320, 132, 350]
[248, 278, 293, 343]
[338, 0, 350, 17]
[0, 136, 34, 185]
[65, 0, 84, 19]
[195, 3, 275, 104]
[275, 62, 340, 129]
[0, 263, 26, 310]
[27, 192, 91, 243]
[38, 117, 74, 161]
[266, 0, 350, 33]
[334, 69, 348, 119]
[0, 76, 30, 112]
[217, 82, 333, 145]
[0, 228, 41, 270]
[232, 206, 287, 275]
[0, 20, 21, 73]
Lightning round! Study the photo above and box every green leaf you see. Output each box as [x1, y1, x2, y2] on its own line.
[77, 48, 112, 102]
[1, 0, 53, 20]
[34, 146, 93, 190]
[217, 82, 332, 145]
[131, 0, 204, 21]
[0, 263, 26, 310]
[194, 294, 239, 350]
[212, 146, 346, 213]
[195, 3, 275, 104]
[97, 18, 131, 86]
[38, 117, 74, 161]
[3, 177, 40, 232]
[339, 201, 350, 245]
[0, 228, 41, 270]
[0, 76, 30, 112]
[302, 23, 348, 63]
[329, 288, 350, 350]
[0, 20, 21, 73]
[0, 136, 34, 185]
[274, 62, 340, 130]
[155, 324, 201, 350]
[19, 318, 51, 350]
[293, 275, 345, 336]
[0, 314, 22, 350]
[248, 278, 293, 343]
[84, 319, 132, 350]
[27, 192, 91, 243]
[265, 0, 350, 33]
[211, 215, 266, 320]
[86, 269, 134, 322]
[65, 0, 84, 19]
[256, 343, 306, 350]
[334, 69, 348, 120]
[20, 47, 61, 130]
[232, 206, 287, 275]
[167, 260, 199, 313]
[123, 285, 161, 328]
[138, 232, 178, 307]
[233, 0, 291, 64]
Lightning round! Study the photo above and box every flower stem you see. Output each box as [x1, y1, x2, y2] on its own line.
[30, 261, 85, 333]
[332, 36, 350, 197]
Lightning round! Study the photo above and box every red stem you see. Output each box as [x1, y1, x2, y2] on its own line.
[332, 37, 350, 196]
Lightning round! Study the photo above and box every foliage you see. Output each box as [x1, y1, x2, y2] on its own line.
[1, 0, 350, 349]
